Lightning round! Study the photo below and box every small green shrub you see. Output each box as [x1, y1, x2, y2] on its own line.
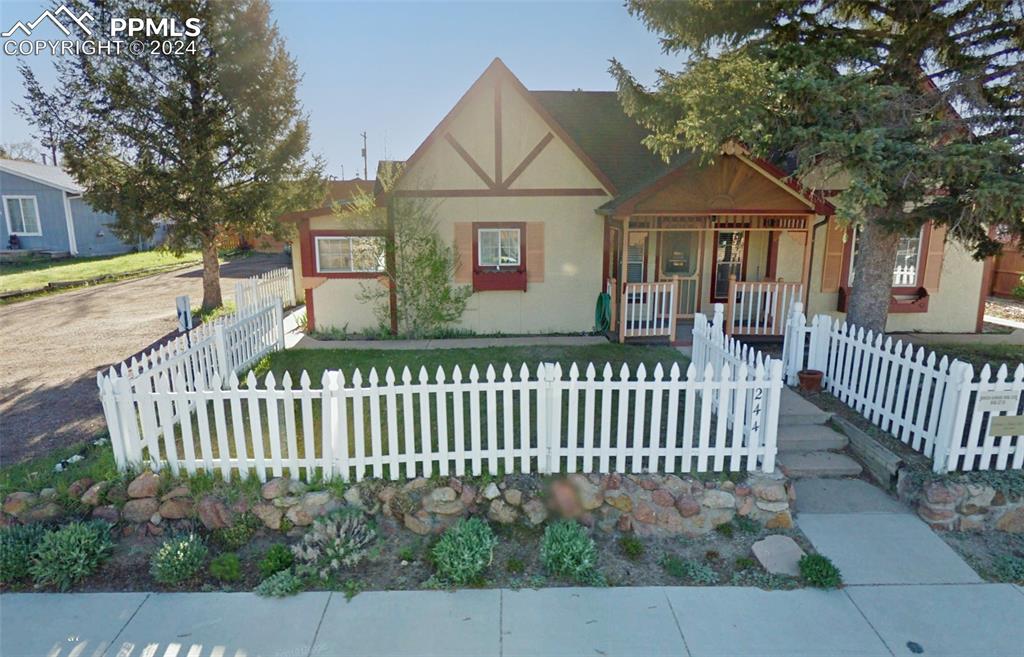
[29, 521, 113, 591]
[734, 556, 757, 570]
[255, 569, 304, 597]
[150, 534, 208, 585]
[714, 523, 734, 538]
[212, 513, 261, 550]
[398, 544, 418, 563]
[992, 555, 1024, 583]
[431, 517, 498, 586]
[340, 578, 362, 601]
[660, 555, 720, 584]
[0, 524, 47, 584]
[799, 554, 843, 589]
[730, 568, 799, 590]
[618, 535, 645, 561]
[293, 508, 377, 581]
[1013, 274, 1024, 300]
[540, 521, 602, 585]
[209, 553, 243, 583]
[734, 516, 761, 534]
[506, 556, 525, 574]
[259, 544, 295, 578]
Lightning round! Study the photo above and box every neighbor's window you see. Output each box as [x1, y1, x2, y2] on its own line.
[315, 236, 384, 273]
[478, 228, 520, 268]
[4, 196, 41, 235]
[849, 227, 923, 287]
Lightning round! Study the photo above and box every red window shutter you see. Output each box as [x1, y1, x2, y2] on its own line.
[453, 222, 472, 284]
[526, 222, 544, 283]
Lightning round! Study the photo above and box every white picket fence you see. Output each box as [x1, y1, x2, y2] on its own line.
[97, 335, 782, 483]
[783, 305, 1024, 473]
[236, 267, 296, 313]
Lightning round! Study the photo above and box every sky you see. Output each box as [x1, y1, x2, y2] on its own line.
[0, 0, 680, 180]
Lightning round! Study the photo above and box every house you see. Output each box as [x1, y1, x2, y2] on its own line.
[290, 59, 990, 340]
[0, 158, 155, 257]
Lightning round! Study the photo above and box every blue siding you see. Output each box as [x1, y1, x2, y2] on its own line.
[69, 198, 137, 256]
[0, 170, 70, 252]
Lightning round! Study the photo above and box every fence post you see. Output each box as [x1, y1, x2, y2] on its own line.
[213, 324, 230, 382]
[711, 303, 724, 332]
[274, 297, 286, 350]
[933, 360, 973, 474]
[538, 362, 558, 474]
[783, 302, 805, 385]
[762, 359, 784, 472]
[97, 373, 127, 469]
[810, 314, 832, 374]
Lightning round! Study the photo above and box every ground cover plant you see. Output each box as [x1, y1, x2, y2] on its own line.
[798, 554, 843, 589]
[430, 518, 498, 586]
[0, 524, 47, 584]
[259, 544, 294, 578]
[292, 509, 376, 581]
[150, 534, 208, 585]
[540, 521, 603, 585]
[29, 521, 113, 591]
[209, 553, 243, 583]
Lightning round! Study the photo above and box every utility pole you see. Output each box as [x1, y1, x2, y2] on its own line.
[360, 131, 368, 180]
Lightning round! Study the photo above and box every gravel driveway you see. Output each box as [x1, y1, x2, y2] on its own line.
[0, 253, 290, 464]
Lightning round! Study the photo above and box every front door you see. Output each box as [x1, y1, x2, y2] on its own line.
[659, 231, 702, 318]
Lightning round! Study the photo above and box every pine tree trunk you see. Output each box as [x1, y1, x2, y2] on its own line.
[846, 215, 900, 333]
[200, 239, 222, 311]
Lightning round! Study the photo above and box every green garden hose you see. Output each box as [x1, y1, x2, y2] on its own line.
[594, 292, 611, 332]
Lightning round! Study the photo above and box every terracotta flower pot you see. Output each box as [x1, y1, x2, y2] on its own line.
[798, 369, 824, 393]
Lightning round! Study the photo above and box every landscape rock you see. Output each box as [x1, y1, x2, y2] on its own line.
[652, 489, 675, 507]
[127, 471, 160, 498]
[160, 485, 190, 501]
[273, 495, 301, 508]
[523, 499, 548, 526]
[488, 499, 518, 524]
[995, 507, 1024, 533]
[403, 478, 430, 493]
[149, 513, 162, 525]
[604, 490, 633, 513]
[80, 482, 109, 506]
[3, 492, 37, 517]
[601, 473, 622, 490]
[924, 482, 964, 505]
[755, 500, 790, 514]
[158, 497, 193, 520]
[705, 508, 735, 527]
[675, 496, 700, 517]
[570, 474, 604, 510]
[197, 496, 232, 529]
[39, 488, 57, 500]
[404, 510, 432, 535]
[288, 480, 309, 495]
[343, 486, 366, 510]
[91, 505, 120, 523]
[123, 498, 160, 524]
[253, 503, 284, 530]
[67, 478, 94, 500]
[298, 491, 338, 520]
[752, 535, 805, 576]
[22, 501, 64, 523]
[616, 514, 632, 532]
[736, 496, 755, 517]
[286, 505, 314, 527]
[661, 475, 689, 497]
[261, 478, 291, 499]
[504, 489, 523, 506]
[482, 482, 501, 500]
[423, 487, 464, 515]
[764, 511, 794, 529]
[701, 490, 735, 509]
[752, 482, 787, 503]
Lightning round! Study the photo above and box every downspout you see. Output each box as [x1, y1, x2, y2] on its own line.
[62, 191, 79, 256]
[805, 215, 831, 309]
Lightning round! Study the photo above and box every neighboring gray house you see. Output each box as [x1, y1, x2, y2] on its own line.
[0, 159, 157, 257]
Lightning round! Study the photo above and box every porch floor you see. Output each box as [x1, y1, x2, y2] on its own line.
[610, 320, 694, 346]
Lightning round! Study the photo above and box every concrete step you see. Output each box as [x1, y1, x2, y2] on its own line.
[779, 388, 832, 427]
[778, 424, 849, 453]
[777, 451, 863, 478]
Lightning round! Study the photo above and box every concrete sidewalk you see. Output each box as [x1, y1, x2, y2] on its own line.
[3, 584, 1022, 657]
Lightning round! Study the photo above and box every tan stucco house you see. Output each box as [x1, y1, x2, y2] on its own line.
[289, 59, 990, 342]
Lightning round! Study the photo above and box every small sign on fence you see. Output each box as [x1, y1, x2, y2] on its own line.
[988, 415, 1024, 437]
[977, 390, 1019, 415]
[175, 295, 193, 333]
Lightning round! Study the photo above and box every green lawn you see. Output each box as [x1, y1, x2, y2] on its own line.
[925, 343, 1024, 372]
[0, 249, 201, 294]
[251, 343, 692, 383]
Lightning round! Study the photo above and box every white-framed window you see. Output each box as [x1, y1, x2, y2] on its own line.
[314, 236, 385, 273]
[3, 196, 42, 236]
[849, 226, 924, 287]
[478, 228, 521, 268]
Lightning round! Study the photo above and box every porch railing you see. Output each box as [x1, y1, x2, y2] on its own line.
[620, 281, 677, 340]
[725, 279, 804, 337]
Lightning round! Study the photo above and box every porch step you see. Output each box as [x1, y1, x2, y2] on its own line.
[779, 388, 832, 427]
[777, 451, 863, 478]
[778, 424, 849, 453]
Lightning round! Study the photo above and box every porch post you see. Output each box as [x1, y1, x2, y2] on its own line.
[618, 215, 630, 343]
[801, 216, 814, 308]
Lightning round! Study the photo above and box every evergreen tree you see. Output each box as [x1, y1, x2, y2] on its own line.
[612, 0, 1023, 331]
[19, 0, 323, 310]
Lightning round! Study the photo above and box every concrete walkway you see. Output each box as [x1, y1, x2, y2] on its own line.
[3, 584, 1022, 657]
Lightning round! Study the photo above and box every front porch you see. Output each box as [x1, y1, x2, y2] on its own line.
[597, 145, 829, 345]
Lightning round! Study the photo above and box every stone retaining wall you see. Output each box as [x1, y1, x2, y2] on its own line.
[897, 472, 1024, 533]
[2, 471, 796, 538]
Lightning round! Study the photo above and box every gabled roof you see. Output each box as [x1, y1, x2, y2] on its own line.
[0, 159, 84, 193]
[278, 179, 375, 222]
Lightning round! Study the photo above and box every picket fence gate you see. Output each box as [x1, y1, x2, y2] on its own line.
[97, 310, 782, 482]
[783, 304, 1024, 473]
[236, 267, 296, 314]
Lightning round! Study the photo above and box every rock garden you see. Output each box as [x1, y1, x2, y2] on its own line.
[0, 441, 846, 595]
